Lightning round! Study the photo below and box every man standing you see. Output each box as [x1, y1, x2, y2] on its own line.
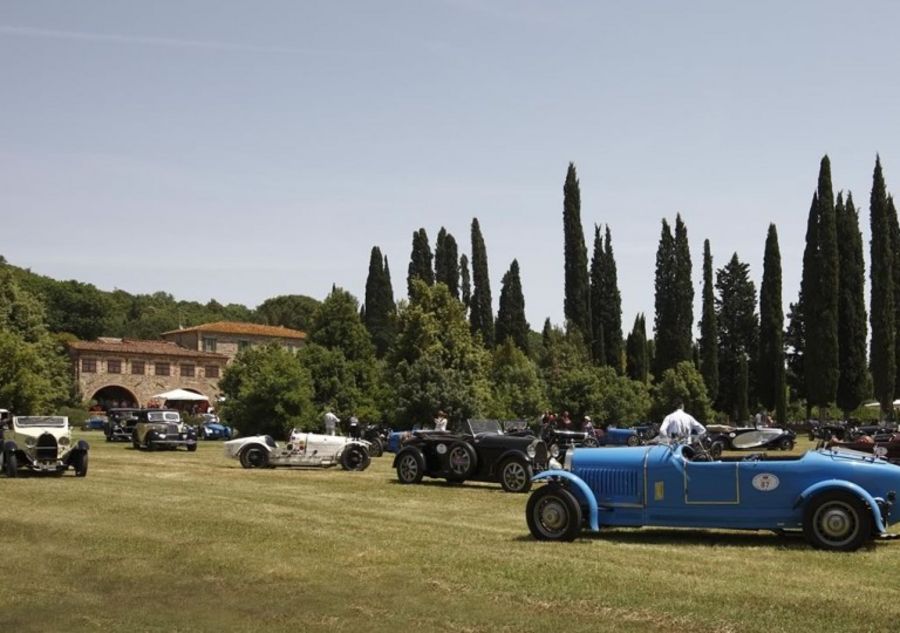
[658, 401, 706, 443]
[323, 411, 340, 436]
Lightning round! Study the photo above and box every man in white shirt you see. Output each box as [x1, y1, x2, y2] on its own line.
[433, 410, 448, 432]
[323, 411, 340, 436]
[658, 402, 706, 443]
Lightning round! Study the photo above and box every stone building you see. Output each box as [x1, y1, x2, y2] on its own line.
[68, 338, 229, 410]
[160, 321, 307, 362]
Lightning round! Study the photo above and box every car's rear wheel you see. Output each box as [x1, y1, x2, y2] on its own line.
[367, 437, 384, 458]
[3, 451, 18, 478]
[72, 450, 88, 477]
[445, 441, 477, 481]
[582, 437, 599, 448]
[499, 458, 533, 493]
[526, 485, 582, 541]
[341, 445, 371, 471]
[803, 491, 872, 551]
[626, 434, 641, 447]
[396, 450, 424, 484]
[187, 442, 197, 453]
[239, 445, 270, 469]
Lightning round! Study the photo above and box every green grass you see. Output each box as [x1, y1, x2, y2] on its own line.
[2, 436, 899, 632]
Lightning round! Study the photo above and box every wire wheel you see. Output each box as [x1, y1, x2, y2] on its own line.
[500, 459, 532, 493]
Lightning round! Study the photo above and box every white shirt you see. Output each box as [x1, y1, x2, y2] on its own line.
[323, 412, 340, 434]
[659, 407, 705, 442]
[434, 416, 448, 431]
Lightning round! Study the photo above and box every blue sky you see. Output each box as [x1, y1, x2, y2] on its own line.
[2, 1, 899, 332]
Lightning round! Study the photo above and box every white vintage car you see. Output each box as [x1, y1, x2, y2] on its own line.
[0, 415, 89, 477]
[224, 429, 372, 471]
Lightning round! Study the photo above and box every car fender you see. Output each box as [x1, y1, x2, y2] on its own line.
[533, 469, 599, 532]
[2, 439, 18, 453]
[490, 448, 530, 474]
[393, 445, 424, 469]
[224, 436, 274, 458]
[75, 439, 90, 452]
[794, 479, 887, 534]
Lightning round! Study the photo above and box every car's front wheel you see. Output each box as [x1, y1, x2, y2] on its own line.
[803, 491, 872, 551]
[3, 450, 17, 478]
[779, 437, 795, 451]
[396, 451, 424, 484]
[526, 485, 582, 541]
[187, 442, 197, 453]
[499, 458, 533, 493]
[239, 445, 270, 469]
[71, 450, 88, 477]
[341, 445, 371, 471]
[132, 432, 140, 450]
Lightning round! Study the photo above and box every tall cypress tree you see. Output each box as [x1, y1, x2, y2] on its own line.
[407, 228, 434, 297]
[363, 247, 396, 357]
[889, 195, 900, 397]
[602, 226, 623, 372]
[791, 192, 820, 416]
[434, 227, 460, 299]
[716, 253, 758, 421]
[562, 162, 591, 348]
[806, 156, 840, 411]
[870, 156, 895, 416]
[589, 225, 606, 366]
[699, 239, 719, 402]
[470, 218, 494, 346]
[459, 254, 471, 309]
[673, 214, 694, 365]
[653, 219, 677, 376]
[495, 259, 530, 353]
[625, 313, 649, 384]
[758, 224, 786, 422]
[836, 192, 869, 414]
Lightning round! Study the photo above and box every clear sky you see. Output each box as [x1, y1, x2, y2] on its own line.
[2, 1, 899, 333]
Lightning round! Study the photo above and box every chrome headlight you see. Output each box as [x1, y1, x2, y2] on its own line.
[58, 436, 71, 447]
[563, 450, 573, 471]
[526, 440, 537, 458]
[25, 437, 36, 448]
[549, 443, 560, 459]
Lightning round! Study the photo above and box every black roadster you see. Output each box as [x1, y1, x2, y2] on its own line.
[393, 419, 550, 493]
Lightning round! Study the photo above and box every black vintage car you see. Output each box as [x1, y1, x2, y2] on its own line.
[104, 408, 142, 442]
[706, 424, 797, 453]
[393, 419, 550, 493]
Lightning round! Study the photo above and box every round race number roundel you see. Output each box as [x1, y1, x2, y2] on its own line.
[436, 443, 448, 455]
[751, 473, 780, 492]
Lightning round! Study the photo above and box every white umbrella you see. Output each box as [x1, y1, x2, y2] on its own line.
[863, 399, 900, 408]
[152, 388, 209, 402]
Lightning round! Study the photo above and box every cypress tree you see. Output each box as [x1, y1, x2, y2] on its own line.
[589, 225, 606, 365]
[470, 218, 494, 346]
[407, 228, 434, 297]
[602, 226, 623, 372]
[870, 156, 895, 416]
[736, 353, 749, 423]
[363, 247, 396, 357]
[716, 254, 758, 420]
[673, 214, 694, 365]
[625, 313, 649, 384]
[836, 192, 869, 414]
[699, 239, 719, 402]
[890, 195, 900, 396]
[806, 156, 840, 412]
[758, 224, 786, 422]
[653, 219, 677, 376]
[495, 259, 530, 353]
[562, 162, 591, 348]
[434, 227, 460, 299]
[459, 254, 471, 309]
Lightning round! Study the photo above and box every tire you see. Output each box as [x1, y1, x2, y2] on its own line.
[72, 450, 88, 477]
[499, 458, 533, 493]
[582, 437, 599, 448]
[239, 445, 270, 469]
[187, 442, 197, 453]
[779, 437, 795, 451]
[367, 438, 384, 458]
[132, 432, 140, 450]
[709, 441, 724, 460]
[526, 485, 582, 541]
[396, 450, 424, 484]
[341, 444, 371, 471]
[3, 451, 18, 478]
[803, 491, 872, 551]
[626, 434, 641, 447]
[445, 441, 477, 481]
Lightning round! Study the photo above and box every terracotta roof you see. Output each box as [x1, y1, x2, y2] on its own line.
[68, 339, 228, 360]
[161, 321, 307, 340]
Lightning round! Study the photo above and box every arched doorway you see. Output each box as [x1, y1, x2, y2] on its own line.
[90, 386, 139, 411]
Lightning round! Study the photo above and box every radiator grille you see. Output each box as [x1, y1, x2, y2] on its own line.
[580, 467, 640, 502]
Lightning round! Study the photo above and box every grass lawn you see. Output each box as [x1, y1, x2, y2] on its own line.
[2, 435, 899, 633]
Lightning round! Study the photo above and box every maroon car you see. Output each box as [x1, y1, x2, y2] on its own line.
[823, 433, 900, 464]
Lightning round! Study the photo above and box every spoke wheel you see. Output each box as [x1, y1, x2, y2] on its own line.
[500, 459, 533, 493]
[445, 442, 476, 481]
[396, 451, 424, 484]
[240, 445, 269, 469]
[526, 485, 582, 541]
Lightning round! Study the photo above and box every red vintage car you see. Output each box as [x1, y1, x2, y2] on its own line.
[823, 433, 900, 464]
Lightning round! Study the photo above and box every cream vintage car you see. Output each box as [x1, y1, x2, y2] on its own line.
[224, 429, 372, 470]
[0, 415, 89, 477]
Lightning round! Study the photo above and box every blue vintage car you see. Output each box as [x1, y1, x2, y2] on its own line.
[526, 443, 900, 551]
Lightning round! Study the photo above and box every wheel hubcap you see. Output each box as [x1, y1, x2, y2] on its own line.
[504, 463, 527, 490]
[449, 448, 470, 474]
[537, 498, 568, 534]
[815, 502, 858, 544]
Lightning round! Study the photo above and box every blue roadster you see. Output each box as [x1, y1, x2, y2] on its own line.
[526, 443, 900, 551]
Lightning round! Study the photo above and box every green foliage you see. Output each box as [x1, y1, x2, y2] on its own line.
[469, 218, 494, 346]
[651, 361, 714, 423]
[699, 239, 719, 402]
[434, 228, 460, 299]
[363, 247, 397, 357]
[673, 214, 694, 366]
[562, 163, 591, 349]
[869, 156, 895, 414]
[309, 288, 375, 362]
[485, 338, 546, 420]
[388, 281, 491, 428]
[549, 365, 649, 425]
[625, 313, 649, 384]
[459, 254, 471, 309]
[219, 344, 317, 436]
[407, 228, 434, 298]
[495, 259, 529, 353]
[255, 294, 320, 332]
[758, 224, 786, 421]
[298, 344, 380, 421]
[715, 253, 757, 421]
[653, 218, 677, 376]
[590, 225, 623, 372]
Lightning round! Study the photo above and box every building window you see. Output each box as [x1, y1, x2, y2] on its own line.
[155, 362, 170, 376]
[132, 360, 145, 375]
[107, 360, 122, 374]
[238, 339, 251, 351]
[205, 365, 220, 379]
[82, 359, 97, 373]
[181, 364, 195, 377]
[202, 337, 217, 352]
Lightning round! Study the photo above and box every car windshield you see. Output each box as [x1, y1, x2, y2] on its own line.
[15, 416, 67, 428]
[147, 411, 181, 423]
[467, 419, 504, 435]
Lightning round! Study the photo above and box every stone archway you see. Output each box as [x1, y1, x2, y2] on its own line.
[90, 385, 139, 411]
